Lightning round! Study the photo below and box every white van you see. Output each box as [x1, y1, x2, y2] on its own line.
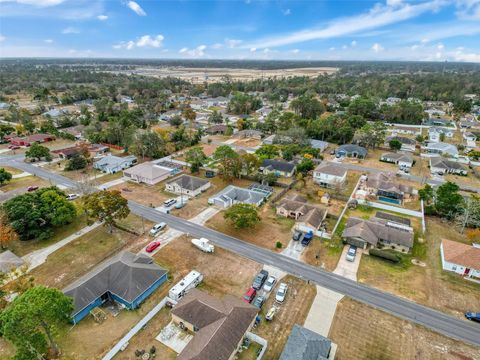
[164, 198, 177, 207]
[150, 222, 166, 236]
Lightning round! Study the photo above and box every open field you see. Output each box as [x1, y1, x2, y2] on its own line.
[252, 276, 317, 360]
[0, 166, 24, 175]
[108, 66, 338, 84]
[357, 217, 480, 318]
[0, 175, 50, 192]
[206, 205, 296, 252]
[329, 298, 480, 360]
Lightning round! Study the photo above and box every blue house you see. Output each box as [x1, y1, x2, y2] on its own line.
[63, 252, 168, 324]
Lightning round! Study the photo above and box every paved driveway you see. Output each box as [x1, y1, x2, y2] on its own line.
[333, 245, 363, 281]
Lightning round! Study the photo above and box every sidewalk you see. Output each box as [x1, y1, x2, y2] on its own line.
[22, 222, 102, 271]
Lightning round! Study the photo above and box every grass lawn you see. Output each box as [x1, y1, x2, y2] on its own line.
[206, 205, 296, 252]
[329, 298, 480, 360]
[237, 342, 263, 360]
[0, 166, 24, 175]
[7, 213, 88, 256]
[302, 238, 343, 271]
[0, 175, 50, 192]
[358, 217, 480, 317]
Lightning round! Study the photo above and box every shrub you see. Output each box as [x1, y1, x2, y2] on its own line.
[276, 241, 283, 249]
[369, 248, 400, 263]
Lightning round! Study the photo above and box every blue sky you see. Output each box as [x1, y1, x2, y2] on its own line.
[0, 0, 479, 62]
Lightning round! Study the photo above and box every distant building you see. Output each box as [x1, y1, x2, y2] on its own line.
[440, 239, 480, 279]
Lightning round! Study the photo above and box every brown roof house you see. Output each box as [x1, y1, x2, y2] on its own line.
[342, 216, 414, 252]
[440, 239, 480, 279]
[276, 194, 327, 233]
[171, 289, 258, 360]
[205, 124, 229, 135]
[363, 172, 416, 205]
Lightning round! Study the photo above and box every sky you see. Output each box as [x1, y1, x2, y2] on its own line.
[0, 0, 479, 62]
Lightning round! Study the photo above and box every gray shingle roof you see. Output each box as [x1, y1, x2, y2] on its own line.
[336, 144, 368, 157]
[279, 324, 331, 360]
[167, 175, 209, 191]
[261, 159, 296, 173]
[0, 250, 25, 273]
[63, 252, 167, 315]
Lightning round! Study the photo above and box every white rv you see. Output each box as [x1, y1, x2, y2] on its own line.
[168, 270, 203, 302]
[191, 238, 215, 253]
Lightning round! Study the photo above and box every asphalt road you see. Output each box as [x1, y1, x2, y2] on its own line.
[2, 156, 480, 347]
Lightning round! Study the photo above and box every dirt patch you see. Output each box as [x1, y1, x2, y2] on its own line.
[234, 138, 262, 148]
[330, 298, 480, 360]
[252, 276, 317, 360]
[206, 205, 296, 252]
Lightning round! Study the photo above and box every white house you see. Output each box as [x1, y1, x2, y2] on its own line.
[165, 175, 211, 197]
[385, 136, 416, 152]
[440, 239, 480, 279]
[313, 163, 347, 188]
[123, 162, 172, 185]
[424, 142, 458, 158]
[93, 155, 137, 174]
[429, 157, 467, 176]
[380, 152, 414, 169]
[428, 127, 454, 142]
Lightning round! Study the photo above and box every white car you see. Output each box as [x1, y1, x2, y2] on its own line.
[66, 193, 79, 200]
[163, 198, 177, 207]
[150, 222, 167, 236]
[346, 245, 357, 262]
[263, 276, 277, 292]
[275, 283, 288, 303]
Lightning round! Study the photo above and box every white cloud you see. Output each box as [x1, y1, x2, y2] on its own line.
[342, 45, 348, 49]
[211, 43, 223, 49]
[437, 43, 444, 50]
[179, 47, 188, 54]
[291, 49, 300, 54]
[282, 8, 291, 15]
[351, 40, 357, 46]
[179, 45, 207, 57]
[245, 0, 445, 49]
[411, 44, 419, 50]
[455, 0, 480, 20]
[97, 14, 108, 21]
[0, 34, 5, 42]
[263, 48, 271, 54]
[44, 39, 53, 43]
[372, 43, 384, 52]
[126, 1, 146, 16]
[250, 47, 256, 52]
[114, 34, 164, 50]
[329, 47, 335, 51]
[62, 27, 80, 34]
[225, 39, 242, 48]
[453, 48, 480, 62]
[1, 0, 65, 6]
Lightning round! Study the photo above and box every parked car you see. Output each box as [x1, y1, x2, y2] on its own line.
[465, 312, 480, 322]
[275, 283, 288, 303]
[27, 185, 39, 192]
[252, 269, 269, 290]
[8, 145, 20, 150]
[265, 305, 278, 321]
[301, 231, 314, 246]
[292, 231, 302, 241]
[346, 245, 357, 262]
[163, 198, 177, 207]
[263, 275, 277, 292]
[150, 222, 167, 236]
[243, 287, 257, 303]
[145, 241, 161, 253]
[66, 193, 79, 201]
[252, 295, 266, 309]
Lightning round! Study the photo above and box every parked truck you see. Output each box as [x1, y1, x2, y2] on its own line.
[301, 231, 314, 246]
[465, 312, 480, 322]
[168, 270, 203, 302]
[191, 238, 215, 253]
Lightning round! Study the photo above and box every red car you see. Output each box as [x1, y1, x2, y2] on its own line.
[145, 241, 161, 253]
[8, 145, 20, 150]
[243, 287, 257, 303]
[27, 186, 39, 192]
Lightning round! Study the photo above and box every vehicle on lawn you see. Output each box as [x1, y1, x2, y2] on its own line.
[263, 275, 277, 292]
[163, 198, 177, 207]
[169, 270, 203, 302]
[346, 245, 357, 262]
[243, 287, 257, 303]
[150, 222, 166, 236]
[252, 269, 269, 290]
[465, 312, 480, 322]
[191, 238, 215, 253]
[275, 283, 288, 303]
[301, 231, 314, 246]
[145, 241, 161, 253]
[27, 185, 39, 192]
[252, 295, 266, 309]
[66, 193, 79, 200]
[265, 305, 278, 321]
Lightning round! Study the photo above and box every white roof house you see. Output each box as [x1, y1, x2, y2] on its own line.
[94, 155, 137, 174]
[425, 142, 458, 158]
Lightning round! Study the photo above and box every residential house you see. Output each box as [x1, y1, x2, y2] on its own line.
[208, 185, 272, 208]
[42, 108, 66, 118]
[171, 289, 258, 360]
[276, 194, 327, 233]
[429, 157, 467, 176]
[342, 216, 414, 252]
[425, 142, 458, 158]
[8, 133, 55, 146]
[88, 143, 110, 158]
[52, 146, 81, 160]
[335, 144, 368, 159]
[93, 155, 137, 174]
[123, 162, 172, 185]
[205, 124, 229, 135]
[0, 250, 25, 274]
[206, 96, 229, 107]
[364, 172, 416, 204]
[59, 125, 86, 140]
[440, 239, 480, 280]
[63, 252, 168, 324]
[235, 129, 262, 139]
[391, 126, 421, 136]
[428, 127, 454, 142]
[260, 159, 296, 178]
[309, 139, 329, 152]
[165, 175, 211, 197]
[313, 163, 347, 188]
[385, 136, 416, 152]
[279, 324, 332, 360]
[423, 118, 451, 126]
[463, 132, 477, 142]
[262, 135, 328, 152]
[380, 152, 414, 169]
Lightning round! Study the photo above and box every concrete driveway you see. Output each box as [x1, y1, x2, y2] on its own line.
[333, 245, 363, 281]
